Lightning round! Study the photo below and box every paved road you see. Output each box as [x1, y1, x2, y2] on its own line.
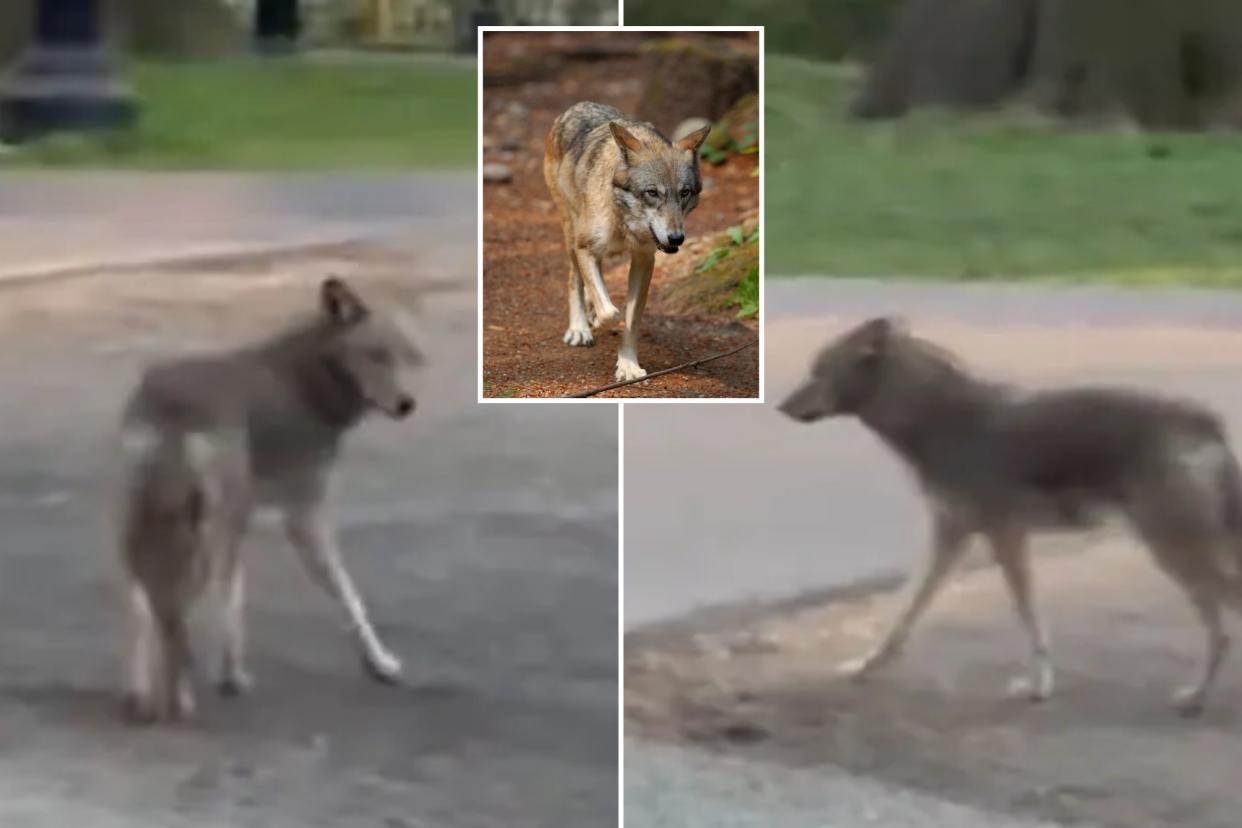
[627, 741, 1067, 828]
[0, 172, 474, 280]
[0, 180, 617, 827]
[625, 278, 1242, 628]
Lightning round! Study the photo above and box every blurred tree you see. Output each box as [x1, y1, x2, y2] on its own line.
[4, 0, 246, 61]
[116, 0, 245, 56]
[856, 0, 1242, 129]
[625, 0, 900, 61]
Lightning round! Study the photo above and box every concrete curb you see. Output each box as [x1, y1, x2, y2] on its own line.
[0, 233, 382, 288]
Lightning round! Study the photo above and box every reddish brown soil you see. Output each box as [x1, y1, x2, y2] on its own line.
[481, 31, 760, 399]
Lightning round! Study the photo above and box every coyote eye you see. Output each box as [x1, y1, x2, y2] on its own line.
[679, 187, 691, 198]
[644, 188, 659, 198]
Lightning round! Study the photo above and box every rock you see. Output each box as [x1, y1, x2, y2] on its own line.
[636, 37, 759, 136]
[673, 117, 713, 142]
[482, 163, 513, 184]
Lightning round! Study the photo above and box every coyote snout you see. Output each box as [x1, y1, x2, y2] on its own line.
[544, 101, 710, 382]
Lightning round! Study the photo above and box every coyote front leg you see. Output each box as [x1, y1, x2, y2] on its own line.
[616, 247, 655, 382]
[216, 553, 254, 696]
[562, 224, 594, 347]
[283, 504, 402, 683]
[988, 524, 1054, 701]
[573, 247, 621, 330]
[839, 515, 969, 680]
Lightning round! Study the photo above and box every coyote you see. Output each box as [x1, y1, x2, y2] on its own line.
[781, 317, 1242, 715]
[544, 101, 711, 382]
[118, 278, 422, 722]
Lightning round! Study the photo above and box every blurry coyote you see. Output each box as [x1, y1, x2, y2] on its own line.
[118, 278, 422, 722]
[781, 317, 1242, 716]
[544, 101, 711, 382]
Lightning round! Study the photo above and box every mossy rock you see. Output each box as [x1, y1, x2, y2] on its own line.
[702, 92, 759, 163]
[661, 218, 759, 316]
[636, 36, 758, 136]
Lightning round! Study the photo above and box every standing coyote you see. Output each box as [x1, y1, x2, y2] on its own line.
[544, 101, 711, 382]
[118, 278, 422, 722]
[781, 317, 1242, 715]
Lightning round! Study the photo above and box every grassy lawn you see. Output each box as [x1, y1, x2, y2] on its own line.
[0, 54, 475, 170]
[767, 55, 1242, 286]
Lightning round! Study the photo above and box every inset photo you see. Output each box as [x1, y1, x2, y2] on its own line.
[480, 27, 761, 400]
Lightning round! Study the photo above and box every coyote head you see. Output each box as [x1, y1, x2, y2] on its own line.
[318, 278, 424, 420]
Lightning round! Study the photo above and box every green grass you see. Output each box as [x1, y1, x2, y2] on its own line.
[767, 55, 1242, 286]
[0, 54, 475, 170]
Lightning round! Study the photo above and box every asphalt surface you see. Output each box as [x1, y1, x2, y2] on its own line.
[626, 741, 1065, 828]
[0, 175, 617, 827]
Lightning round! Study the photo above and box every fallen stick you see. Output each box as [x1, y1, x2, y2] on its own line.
[563, 338, 759, 399]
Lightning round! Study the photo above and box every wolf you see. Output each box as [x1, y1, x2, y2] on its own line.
[779, 317, 1242, 715]
[118, 277, 422, 722]
[543, 101, 711, 382]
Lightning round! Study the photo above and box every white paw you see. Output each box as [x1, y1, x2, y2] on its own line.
[364, 648, 404, 684]
[1007, 671, 1053, 702]
[614, 358, 647, 383]
[593, 305, 621, 329]
[1173, 684, 1206, 717]
[837, 655, 878, 682]
[563, 326, 594, 347]
[175, 682, 197, 719]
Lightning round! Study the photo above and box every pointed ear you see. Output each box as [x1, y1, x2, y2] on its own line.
[321, 277, 369, 326]
[675, 124, 712, 155]
[858, 316, 906, 357]
[608, 121, 644, 161]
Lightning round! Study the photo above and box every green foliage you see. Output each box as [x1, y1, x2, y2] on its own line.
[697, 224, 761, 318]
[0, 55, 475, 170]
[701, 118, 758, 166]
[728, 265, 760, 318]
[767, 56, 1242, 286]
[625, 0, 901, 61]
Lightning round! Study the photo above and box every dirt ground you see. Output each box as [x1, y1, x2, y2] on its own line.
[626, 530, 1242, 828]
[481, 31, 760, 399]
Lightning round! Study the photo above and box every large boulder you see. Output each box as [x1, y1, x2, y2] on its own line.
[635, 36, 758, 137]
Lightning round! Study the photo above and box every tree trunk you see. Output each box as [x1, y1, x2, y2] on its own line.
[855, 0, 1242, 129]
[854, 0, 1037, 118]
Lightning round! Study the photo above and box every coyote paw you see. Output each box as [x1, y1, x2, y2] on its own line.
[1007, 671, 1053, 702]
[837, 654, 881, 682]
[217, 669, 255, 698]
[364, 648, 404, 684]
[563, 326, 594, 347]
[1172, 684, 1207, 717]
[614, 358, 647, 383]
[593, 305, 621, 329]
[122, 686, 195, 724]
